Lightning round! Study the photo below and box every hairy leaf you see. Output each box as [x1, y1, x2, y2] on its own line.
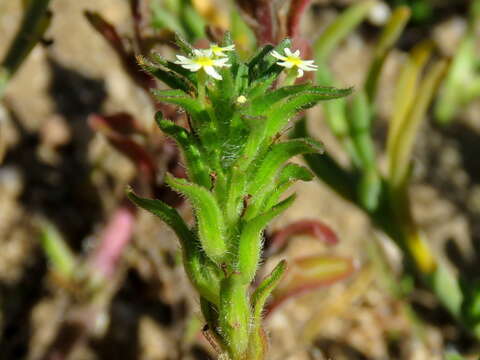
[156, 114, 211, 188]
[237, 195, 295, 284]
[165, 174, 228, 264]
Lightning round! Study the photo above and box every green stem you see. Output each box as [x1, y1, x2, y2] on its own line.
[0, 0, 52, 98]
[283, 68, 298, 87]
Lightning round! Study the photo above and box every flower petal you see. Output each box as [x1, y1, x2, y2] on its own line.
[297, 68, 304, 78]
[284, 48, 293, 56]
[183, 63, 202, 71]
[204, 66, 222, 80]
[278, 61, 294, 68]
[271, 50, 286, 60]
[293, 49, 300, 57]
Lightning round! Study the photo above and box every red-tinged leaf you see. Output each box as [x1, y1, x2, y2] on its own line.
[88, 112, 144, 135]
[84, 11, 154, 90]
[265, 219, 339, 257]
[235, 0, 276, 44]
[129, 0, 143, 48]
[265, 255, 355, 316]
[287, 0, 313, 39]
[89, 114, 156, 183]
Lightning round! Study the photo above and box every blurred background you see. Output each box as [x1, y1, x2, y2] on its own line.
[0, 0, 479, 359]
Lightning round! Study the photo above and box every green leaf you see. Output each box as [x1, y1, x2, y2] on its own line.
[155, 114, 212, 188]
[388, 59, 447, 191]
[174, 33, 194, 55]
[150, 52, 196, 82]
[262, 163, 313, 210]
[237, 195, 295, 284]
[249, 83, 312, 115]
[183, 5, 206, 40]
[150, 2, 185, 36]
[365, 6, 411, 101]
[247, 138, 323, 199]
[248, 260, 287, 359]
[313, 0, 376, 63]
[127, 189, 221, 304]
[138, 56, 192, 92]
[264, 86, 353, 141]
[39, 221, 76, 280]
[165, 174, 228, 264]
[386, 41, 432, 172]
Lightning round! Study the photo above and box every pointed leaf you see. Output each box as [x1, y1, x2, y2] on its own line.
[165, 174, 227, 264]
[265, 86, 352, 140]
[365, 6, 411, 101]
[249, 83, 312, 115]
[155, 114, 211, 188]
[313, 0, 376, 62]
[388, 59, 447, 190]
[248, 260, 287, 359]
[237, 195, 295, 284]
[174, 33, 194, 55]
[127, 189, 221, 304]
[247, 138, 323, 199]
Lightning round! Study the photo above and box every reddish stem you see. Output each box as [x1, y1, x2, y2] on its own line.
[265, 219, 339, 257]
[287, 0, 313, 39]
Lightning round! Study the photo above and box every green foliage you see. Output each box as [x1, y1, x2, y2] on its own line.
[295, 0, 480, 341]
[129, 33, 349, 359]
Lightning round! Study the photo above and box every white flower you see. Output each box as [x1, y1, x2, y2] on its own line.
[270, 48, 318, 78]
[175, 49, 231, 80]
[209, 44, 235, 57]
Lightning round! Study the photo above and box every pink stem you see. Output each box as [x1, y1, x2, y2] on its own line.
[287, 0, 313, 39]
[89, 204, 136, 279]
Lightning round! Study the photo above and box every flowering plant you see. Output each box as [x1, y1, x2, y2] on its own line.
[128, 34, 350, 359]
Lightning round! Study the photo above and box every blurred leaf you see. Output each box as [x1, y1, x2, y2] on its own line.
[150, 1, 186, 36]
[89, 114, 156, 183]
[388, 59, 447, 191]
[85, 11, 153, 90]
[1, 0, 52, 97]
[292, 117, 356, 202]
[265, 219, 339, 257]
[365, 6, 411, 101]
[313, 0, 376, 63]
[267, 255, 355, 315]
[235, 0, 276, 44]
[39, 221, 76, 280]
[287, 0, 313, 39]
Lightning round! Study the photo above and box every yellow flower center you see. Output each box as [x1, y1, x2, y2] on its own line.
[195, 56, 214, 67]
[286, 56, 303, 66]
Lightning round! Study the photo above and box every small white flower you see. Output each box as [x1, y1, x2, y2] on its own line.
[175, 49, 231, 80]
[209, 44, 235, 57]
[270, 48, 318, 78]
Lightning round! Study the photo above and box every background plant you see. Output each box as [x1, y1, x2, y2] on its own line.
[292, 0, 480, 340]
